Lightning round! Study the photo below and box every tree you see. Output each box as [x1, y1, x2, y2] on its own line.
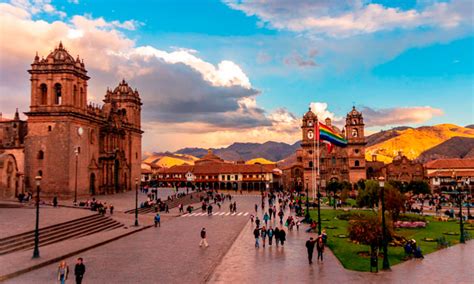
[356, 180, 379, 209]
[407, 181, 430, 195]
[384, 184, 406, 221]
[348, 214, 393, 257]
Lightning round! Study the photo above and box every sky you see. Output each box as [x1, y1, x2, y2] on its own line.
[0, 0, 472, 152]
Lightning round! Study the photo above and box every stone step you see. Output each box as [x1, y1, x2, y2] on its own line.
[0, 216, 123, 255]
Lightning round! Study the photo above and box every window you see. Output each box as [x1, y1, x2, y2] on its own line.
[235, 175, 238, 180]
[73, 85, 77, 106]
[331, 157, 336, 166]
[38, 170, 43, 177]
[309, 161, 313, 168]
[80, 87, 84, 107]
[354, 149, 360, 154]
[355, 160, 360, 167]
[227, 175, 231, 181]
[48, 126, 52, 132]
[221, 175, 225, 180]
[37, 150, 44, 160]
[39, 84, 47, 105]
[54, 83, 62, 105]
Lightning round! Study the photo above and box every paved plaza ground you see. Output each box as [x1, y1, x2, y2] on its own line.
[2, 191, 473, 283]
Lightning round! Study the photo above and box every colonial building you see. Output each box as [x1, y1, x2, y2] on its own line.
[23, 42, 142, 198]
[366, 152, 424, 183]
[157, 150, 280, 190]
[297, 107, 366, 195]
[425, 158, 474, 191]
[0, 109, 28, 197]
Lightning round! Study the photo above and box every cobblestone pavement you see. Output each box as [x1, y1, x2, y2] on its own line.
[209, 209, 474, 284]
[6, 195, 260, 284]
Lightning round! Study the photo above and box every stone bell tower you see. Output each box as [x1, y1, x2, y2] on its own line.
[345, 106, 366, 183]
[300, 108, 318, 196]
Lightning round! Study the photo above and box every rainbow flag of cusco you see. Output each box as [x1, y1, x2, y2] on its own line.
[316, 122, 347, 147]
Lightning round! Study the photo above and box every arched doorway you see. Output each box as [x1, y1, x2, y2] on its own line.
[90, 173, 96, 195]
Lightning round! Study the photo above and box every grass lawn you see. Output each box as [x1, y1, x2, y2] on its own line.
[309, 209, 470, 272]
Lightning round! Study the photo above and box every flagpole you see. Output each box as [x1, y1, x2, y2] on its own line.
[316, 120, 321, 235]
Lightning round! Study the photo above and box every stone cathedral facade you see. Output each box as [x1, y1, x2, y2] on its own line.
[23, 42, 143, 198]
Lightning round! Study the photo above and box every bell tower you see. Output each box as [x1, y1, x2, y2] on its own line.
[345, 106, 366, 182]
[29, 42, 89, 112]
[300, 108, 318, 196]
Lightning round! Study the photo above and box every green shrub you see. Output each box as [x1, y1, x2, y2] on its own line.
[337, 211, 370, 221]
[398, 214, 427, 222]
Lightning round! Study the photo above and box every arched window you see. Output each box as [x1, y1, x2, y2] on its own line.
[80, 87, 84, 107]
[38, 170, 43, 177]
[355, 160, 360, 167]
[73, 85, 77, 106]
[309, 161, 313, 168]
[54, 83, 62, 105]
[37, 150, 44, 160]
[332, 156, 336, 166]
[39, 84, 47, 105]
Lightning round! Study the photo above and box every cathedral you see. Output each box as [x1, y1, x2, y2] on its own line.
[297, 106, 366, 195]
[18, 42, 143, 198]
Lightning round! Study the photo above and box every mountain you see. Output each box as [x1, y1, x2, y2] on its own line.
[143, 153, 198, 167]
[366, 124, 474, 163]
[416, 137, 474, 163]
[175, 141, 301, 162]
[366, 126, 412, 146]
[465, 124, 474, 129]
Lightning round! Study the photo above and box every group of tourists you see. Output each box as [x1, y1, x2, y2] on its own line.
[56, 257, 85, 284]
[253, 225, 286, 248]
[305, 235, 325, 264]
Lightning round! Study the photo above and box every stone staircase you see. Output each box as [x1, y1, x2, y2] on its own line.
[124, 191, 206, 215]
[0, 214, 124, 255]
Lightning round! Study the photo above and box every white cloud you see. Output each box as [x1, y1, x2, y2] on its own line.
[309, 102, 343, 122]
[224, 0, 472, 37]
[361, 106, 444, 127]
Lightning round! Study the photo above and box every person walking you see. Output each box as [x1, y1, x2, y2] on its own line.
[279, 227, 286, 246]
[278, 210, 284, 224]
[154, 213, 161, 227]
[255, 217, 261, 228]
[233, 202, 237, 212]
[274, 227, 280, 247]
[267, 226, 274, 246]
[306, 237, 317, 264]
[74, 258, 85, 284]
[53, 195, 58, 208]
[263, 212, 270, 226]
[253, 227, 261, 248]
[57, 261, 69, 284]
[255, 203, 258, 212]
[316, 236, 325, 261]
[109, 204, 114, 215]
[261, 225, 267, 248]
[165, 204, 169, 213]
[268, 207, 273, 220]
[199, 228, 209, 247]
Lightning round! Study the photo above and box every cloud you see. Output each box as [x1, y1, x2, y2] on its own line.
[284, 52, 317, 67]
[309, 102, 343, 123]
[0, 1, 301, 151]
[224, 0, 472, 37]
[361, 106, 444, 127]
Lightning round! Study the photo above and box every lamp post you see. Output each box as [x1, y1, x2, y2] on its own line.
[32, 176, 42, 258]
[305, 185, 310, 223]
[74, 147, 79, 205]
[135, 178, 139, 226]
[317, 180, 322, 235]
[379, 176, 390, 270]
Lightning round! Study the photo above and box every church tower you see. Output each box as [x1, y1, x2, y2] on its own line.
[300, 108, 318, 196]
[24, 42, 94, 197]
[345, 106, 366, 182]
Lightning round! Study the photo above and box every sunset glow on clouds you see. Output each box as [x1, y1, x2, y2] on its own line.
[0, 0, 471, 152]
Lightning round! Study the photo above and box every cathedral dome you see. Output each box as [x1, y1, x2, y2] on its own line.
[113, 79, 135, 96]
[349, 106, 361, 116]
[46, 42, 75, 63]
[303, 107, 317, 119]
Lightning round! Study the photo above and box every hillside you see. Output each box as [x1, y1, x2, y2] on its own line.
[143, 153, 198, 167]
[366, 124, 474, 163]
[245, 158, 275, 165]
[175, 141, 300, 162]
[417, 137, 474, 163]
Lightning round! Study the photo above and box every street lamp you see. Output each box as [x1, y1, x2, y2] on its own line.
[74, 147, 79, 205]
[317, 179, 322, 235]
[305, 184, 310, 223]
[378, 176, 390, 270]
[32, 176, 42, 258]
[135, 178, 139, 226]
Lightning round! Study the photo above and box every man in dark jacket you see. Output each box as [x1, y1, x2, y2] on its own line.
[305, 237, 317, 264]
[199, 228, 209, 247]
[74, 257, 85, 284]
[279, 227, 286, 246]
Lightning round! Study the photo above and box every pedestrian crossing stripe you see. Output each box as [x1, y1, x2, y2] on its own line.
[180, 212, 250, 217]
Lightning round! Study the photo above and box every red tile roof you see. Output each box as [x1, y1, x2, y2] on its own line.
[425, 158, 474, 169]
[428, 170, 474, 177]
